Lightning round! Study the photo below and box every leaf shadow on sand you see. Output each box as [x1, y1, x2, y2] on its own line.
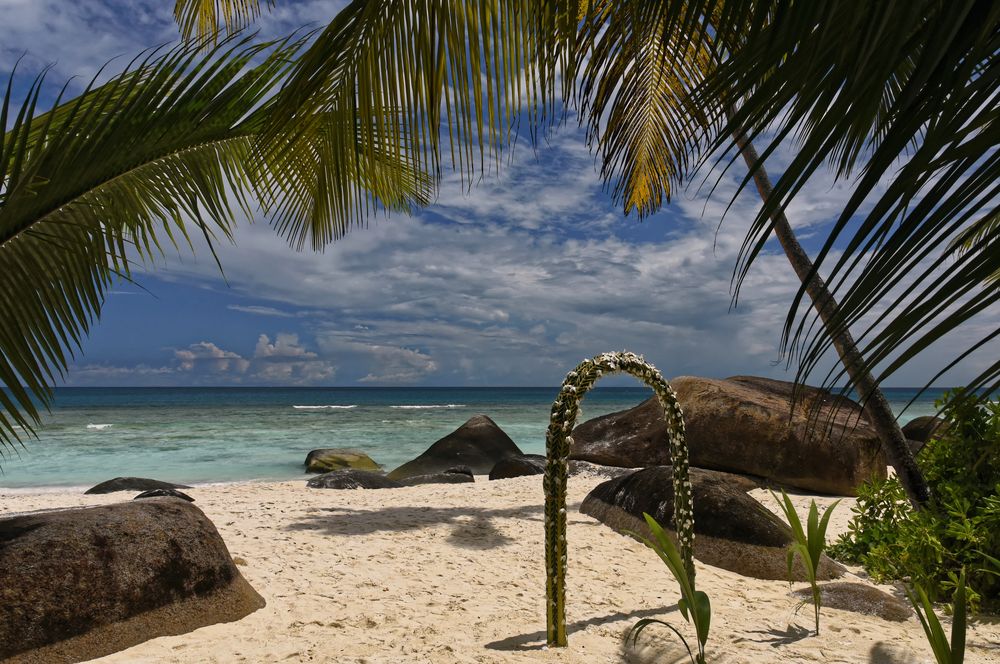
[734, 623, 812, 647]
[484, 605, 678, 652]
[284, 500, 593, 550]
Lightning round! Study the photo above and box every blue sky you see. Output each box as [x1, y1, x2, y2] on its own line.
[3, 0, 996, 387]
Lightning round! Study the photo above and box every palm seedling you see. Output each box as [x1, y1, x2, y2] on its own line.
[772, 489, 840, 635]
[627, 512, 711, 664]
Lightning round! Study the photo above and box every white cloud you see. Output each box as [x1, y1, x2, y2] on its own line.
[174, 341, 250, 374]
[227, 304, 295, 318]
[250, 333, 336, 383]
[134, 124, 997, 388]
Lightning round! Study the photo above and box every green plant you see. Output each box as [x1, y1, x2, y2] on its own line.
[772, 489, 840, 634]
[827, 474, 910, 567]
[828, 391, 1000, 611]
[627, 513, 711, 664]
[543, 351, 691, 647]
[906, 569, 968, 664]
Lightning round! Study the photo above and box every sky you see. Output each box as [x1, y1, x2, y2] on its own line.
[2, 0, 996, 388]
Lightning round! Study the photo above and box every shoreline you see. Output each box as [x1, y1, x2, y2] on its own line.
[4, 475, 999, 663]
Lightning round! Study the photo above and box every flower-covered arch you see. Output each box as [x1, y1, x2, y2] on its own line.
[544, 351, 692, 647]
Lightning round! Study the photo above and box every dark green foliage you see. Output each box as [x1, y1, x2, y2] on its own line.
[829, 391, 1000, 612]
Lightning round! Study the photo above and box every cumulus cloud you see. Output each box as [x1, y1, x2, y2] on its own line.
[175, 341, 251, 374]
[251, 333, 336, 383]
[136, 124, 997, 387]
[68, 334, 335, 386]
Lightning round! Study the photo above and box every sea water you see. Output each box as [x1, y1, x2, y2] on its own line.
[0, 386, 946, 490]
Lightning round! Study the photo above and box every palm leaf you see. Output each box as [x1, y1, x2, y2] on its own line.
[574, 0, 712, 217]
[675, 0, 1000, 400]
[265, 0, 582, 211]
[174, 0, 273, 41]
[0, 35, 428, 454]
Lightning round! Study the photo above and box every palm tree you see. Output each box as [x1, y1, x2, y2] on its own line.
[172, 1, 958, 504]
[0, 35, 430, 455]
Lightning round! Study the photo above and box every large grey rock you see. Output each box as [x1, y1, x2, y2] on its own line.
[387, 415, 522, 480]
[84, 477, 191, 494]
[792, 582, 912, 622]
[570, 375, 886, 495]
[0, 499, 263, 663]
[307, 469, 402, 489]
[580, 466, 845, 581]
[304, 449, 380, 474]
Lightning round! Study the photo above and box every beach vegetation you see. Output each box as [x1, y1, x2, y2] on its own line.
[543, 351, 690, 647]
[626, 512, 710, 664]
[906, 569, 969, 664]
[829, 391, 1000, 612]
[772, 489, 839, 634]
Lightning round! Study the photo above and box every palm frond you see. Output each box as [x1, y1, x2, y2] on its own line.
[574, 0, 713, 217]
[174, 0, 272, 41]
[264, 0, 582, 236]
[674, 0, 1000, 398]
[0, 34, 428, 453]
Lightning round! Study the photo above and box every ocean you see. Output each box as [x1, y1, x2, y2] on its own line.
[0, 386, 947, 490]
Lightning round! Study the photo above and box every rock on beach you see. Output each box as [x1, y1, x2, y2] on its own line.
[84, 477, 191, 495]
[570, 375, 887, 495]
[388, 415, 523, 480]
[0, 499, 263, 662]
[580, 466, 845, 581]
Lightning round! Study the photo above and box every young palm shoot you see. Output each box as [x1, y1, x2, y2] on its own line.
[772, 490, 840, 635]
[627, 513, 711, 664]
[906, 569, 968, 664]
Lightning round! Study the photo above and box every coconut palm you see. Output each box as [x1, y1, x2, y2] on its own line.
[0, 35, 430, 454]
[172, 0, 960, 504]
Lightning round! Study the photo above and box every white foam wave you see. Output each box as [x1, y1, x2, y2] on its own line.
[86, 423, 113, 430]
[389, 404, 465, 409]
[292, 405, 357, 410]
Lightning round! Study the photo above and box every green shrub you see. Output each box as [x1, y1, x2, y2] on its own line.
[828, 390, 1000, 612]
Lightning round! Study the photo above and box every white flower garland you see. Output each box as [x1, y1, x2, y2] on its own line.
[544, 351, 692, 647]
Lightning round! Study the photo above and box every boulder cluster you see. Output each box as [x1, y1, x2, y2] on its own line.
[3, 374, 936, 660]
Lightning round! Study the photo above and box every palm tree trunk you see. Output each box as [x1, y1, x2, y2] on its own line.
[732, 129, 930, 507]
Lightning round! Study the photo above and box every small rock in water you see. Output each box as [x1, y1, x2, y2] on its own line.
[304, 449, 381, 473]
[134, 488, 195, 502]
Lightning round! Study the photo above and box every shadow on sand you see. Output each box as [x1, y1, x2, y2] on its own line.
[735, 623, 812, 647]
[285, 500, 593, 550]
[485, 605, 678, 652]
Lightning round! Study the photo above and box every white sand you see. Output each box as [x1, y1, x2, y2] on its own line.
[3, 476, 999, 663]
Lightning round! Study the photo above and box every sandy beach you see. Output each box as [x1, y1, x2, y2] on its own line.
[3, 476, 999, 664]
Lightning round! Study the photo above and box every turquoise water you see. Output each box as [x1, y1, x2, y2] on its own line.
[0, 386, 946, 490]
